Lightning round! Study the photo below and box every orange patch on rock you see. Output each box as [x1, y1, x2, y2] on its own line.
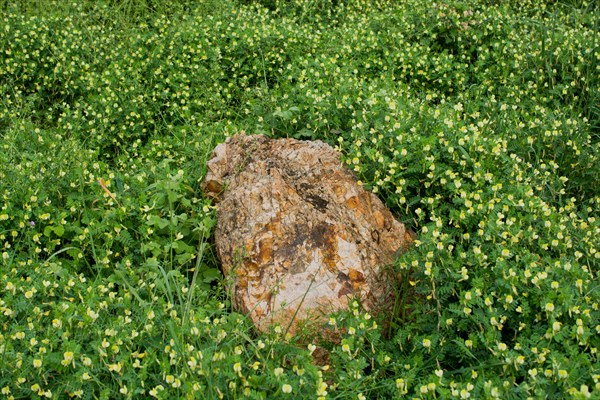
[373, 210, 385, 230]
[257, 236, 273, 264]
[348, 268, 366, 291]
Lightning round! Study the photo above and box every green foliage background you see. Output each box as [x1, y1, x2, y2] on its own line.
[0, 0, 598, 398]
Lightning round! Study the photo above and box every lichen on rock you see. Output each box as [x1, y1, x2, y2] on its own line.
[203, 133, 413, 334]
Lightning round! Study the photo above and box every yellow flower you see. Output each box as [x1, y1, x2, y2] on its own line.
[516, 355, 525, 365]
[317, 381, 328, 396]
[61, 351, 74, 367]
[233, 362, 242, 373]
[558, 370, 569, 379]
[282, 384, 292, 394]
[108, 362, 122, 373]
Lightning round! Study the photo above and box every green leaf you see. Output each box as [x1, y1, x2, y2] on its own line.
[202, 267, 222, 283]
[53, 224, 65, 237]
[147, 215, 170, 229]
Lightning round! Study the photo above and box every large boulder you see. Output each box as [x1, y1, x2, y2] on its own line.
[202, 134, 412, 334]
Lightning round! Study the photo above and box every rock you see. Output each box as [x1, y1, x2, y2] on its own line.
[202, 133, 413, 334]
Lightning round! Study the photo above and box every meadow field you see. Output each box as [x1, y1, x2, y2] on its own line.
[0, 0, 599, 398]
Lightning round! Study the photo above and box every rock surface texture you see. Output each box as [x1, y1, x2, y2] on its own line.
[202, 134, 412, 333]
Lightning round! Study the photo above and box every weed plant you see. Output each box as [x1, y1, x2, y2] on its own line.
[0, 0, 599, 398]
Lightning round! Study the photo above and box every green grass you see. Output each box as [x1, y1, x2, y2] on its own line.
[0, 0, 599, 398]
